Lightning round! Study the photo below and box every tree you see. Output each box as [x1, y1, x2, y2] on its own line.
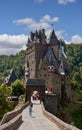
[11, 79, 25, 97]
[66, 43, 82, 88]
[0, 84, 13, 119]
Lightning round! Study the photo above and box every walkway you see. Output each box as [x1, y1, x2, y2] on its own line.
[17, 100, 60, 130]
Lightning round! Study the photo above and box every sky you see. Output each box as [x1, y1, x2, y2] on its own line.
[0, 0, 82, 55]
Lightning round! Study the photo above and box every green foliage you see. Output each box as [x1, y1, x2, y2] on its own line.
[63, 89, 82, 129]
[66, 43, 82, 88]
[0, 84, 13, 120]
[72, 109, 82, 129]
[0, 50, 25, 85]
[11, 79, 25, 96]
[71, 89, 82, 129]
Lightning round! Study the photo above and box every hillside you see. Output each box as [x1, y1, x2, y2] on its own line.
[66, 43, 82, 88]
[0, 50, 26, 85]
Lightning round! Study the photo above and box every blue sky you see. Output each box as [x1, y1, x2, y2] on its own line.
[0, 0, 82, 55]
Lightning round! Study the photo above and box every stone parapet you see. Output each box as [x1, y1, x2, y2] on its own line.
[0, 114, 22, 130]
[41, 102, 80, 130]
[0, 101, 29, 130]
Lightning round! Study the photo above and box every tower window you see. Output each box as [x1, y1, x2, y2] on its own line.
[61, 78, 64, 81]
[31, 68, 32, 71]
[44, 74, 46, 77]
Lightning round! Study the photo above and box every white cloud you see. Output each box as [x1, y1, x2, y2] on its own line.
[56, 30, 64, 39]
[58, 0, 76, 4]
[0, 34, 28, 55]
[52, 17, 59, 22]
[34, 0, 45, 3]
[13, 15, 59, 31]
[28, 22, 50, 31]
[0, 14, 60, 55]
[40, 15, 59, 23]
[45, 29, 64, 41]
[71, 35, 82, 44]
[13, 18, 33, 25]
[40, 15, 51, 22]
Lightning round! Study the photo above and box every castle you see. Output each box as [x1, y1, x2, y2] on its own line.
[25, 28, 71, 104]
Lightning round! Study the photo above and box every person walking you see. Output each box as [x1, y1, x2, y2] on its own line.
[29, 102, 33, 117]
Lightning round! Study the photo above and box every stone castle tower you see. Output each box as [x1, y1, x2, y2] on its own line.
[25, 28, 71, 104]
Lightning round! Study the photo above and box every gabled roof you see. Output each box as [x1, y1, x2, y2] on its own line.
[4, 69, 17, 84]
[49, 30, 59, 45]
[26, 79, 45, 87]
[44, 47, 58, 66]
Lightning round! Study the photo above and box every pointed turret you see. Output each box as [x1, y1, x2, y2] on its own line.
[49, 29, 59, 45]
[38, 29, 46, 44]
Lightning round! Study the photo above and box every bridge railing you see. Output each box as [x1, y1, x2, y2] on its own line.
[41, 102, 80, 130]
[0, 101, 29, 130]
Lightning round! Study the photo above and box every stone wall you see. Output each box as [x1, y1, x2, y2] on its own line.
[0, 114, 22, 130]
[0, 101, 29, 130]
[41, 102, 80, 130]
[45, 94, 57, 114]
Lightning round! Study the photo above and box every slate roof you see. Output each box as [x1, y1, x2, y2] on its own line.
[49, 30, 59, 45]
[26, 79, 45, 87]
[46, 47, 56, 61]
[44, 47, 58, 66]
[4, 69, 17, 84]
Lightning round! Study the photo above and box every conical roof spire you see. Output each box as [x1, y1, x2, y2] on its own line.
[49, 28, 59, 45]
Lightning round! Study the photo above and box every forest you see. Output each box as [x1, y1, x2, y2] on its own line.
[66, 43, 82, 88]
[0, 50, 26, 85]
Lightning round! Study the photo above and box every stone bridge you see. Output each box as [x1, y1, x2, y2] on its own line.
[0, 100, 80, 130]
[17, 100, 59, 130]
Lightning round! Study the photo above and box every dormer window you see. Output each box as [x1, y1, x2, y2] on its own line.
[48, 65, 55, 72]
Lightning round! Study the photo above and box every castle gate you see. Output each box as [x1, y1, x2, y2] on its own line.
[26, 79, 45, 102]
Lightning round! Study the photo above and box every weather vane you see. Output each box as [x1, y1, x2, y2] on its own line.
[40, 25, 42, 30]
[51, 24, 54, 30]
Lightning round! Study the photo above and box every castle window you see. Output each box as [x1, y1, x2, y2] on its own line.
[33, 54, 35, 57]
[32, 61, 34, 64]
[61, 78, 64, 81]
[44, 74, 46, 77]
[31, 68, 32, 71]
[48, 66, 55, 72]
[43, 67, 45, 70]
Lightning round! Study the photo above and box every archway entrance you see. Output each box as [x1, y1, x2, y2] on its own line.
[26, 79, 45, 102]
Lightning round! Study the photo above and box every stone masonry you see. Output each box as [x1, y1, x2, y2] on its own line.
[25, 28, 71, 106]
